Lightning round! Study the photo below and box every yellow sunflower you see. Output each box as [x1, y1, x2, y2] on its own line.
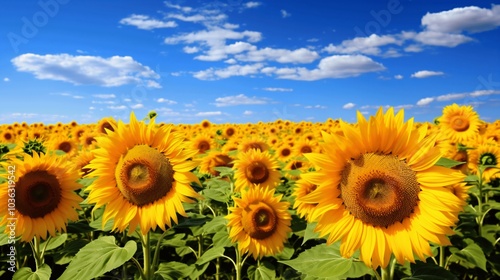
[226, 186, 291, 259]
[0, 152, 83, 242]
[96, 117, 116, 134]
[292, 178, 318, 220]
[85, 112, 201, 235]
[190, 133, 216, 155]
[199, 151, 234, 176]
[468, 140, 500, 182]
[298, 107, 467, 269]
[48, 134, 78, 158]
[233, 149, 281, 192]
[438, 104, 481, 143]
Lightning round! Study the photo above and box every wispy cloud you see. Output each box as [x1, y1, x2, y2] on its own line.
[214, 94, 269, 107]
[416, 90, 500, 106]
[281, 10, 291, 18]
[343, 102, 356, 109]
[195, 111, 222, 116]
[12, 53, 161, 88]
[119, 14, 177, 30]
[262, 87, 293, 92]
[245, 2, 261, 9]
[93, 94, 116, 99]
[156, 98, 177, 104]
[411, 70, 444, 78]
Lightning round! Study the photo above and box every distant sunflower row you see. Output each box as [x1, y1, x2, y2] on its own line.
[0, 103, 499, 270]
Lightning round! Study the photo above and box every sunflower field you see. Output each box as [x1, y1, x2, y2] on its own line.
[0, 104, 499, 280]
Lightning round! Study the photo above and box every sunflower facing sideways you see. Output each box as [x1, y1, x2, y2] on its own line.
[438, 103, 481, 143]
[226, 186, 292, 259]
[85, 112, 201, 235]
[0, 152, 83, 242]
[297, 107, 467, 269]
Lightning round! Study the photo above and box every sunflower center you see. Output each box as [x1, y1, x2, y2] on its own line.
[115, 145, 174, 207]
[198, 140, 211, 153]
[245, 161, 269, 184]
[281, 148, 291, 157]
[480, 152, 497, 166]
[450, 116, 469, 132]
[242, 202, 278, 239]
[58, 141, 72, 153]
[340, 153, 420, 227]
[16, 170, 62, 218]
[301, 146, 313, 154]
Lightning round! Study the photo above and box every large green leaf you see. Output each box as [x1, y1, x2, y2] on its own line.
[403, 261, 458, 280]
[302, 222, 320, 245]
[39, 234, 67, 251]
[58, 236, 137, 280]
[280, 243, 371, 278]
[13, 264, 51, 280]
[154, 262, 192, 280]
[449, 243, 487, 271]
[247, 260, 276, 280]
[212, 229, 233, 248]
[196, 246, 225, 265]
[201, 216, 227, 234]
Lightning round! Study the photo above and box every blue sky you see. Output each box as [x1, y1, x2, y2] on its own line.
[1, 0, 499, 124]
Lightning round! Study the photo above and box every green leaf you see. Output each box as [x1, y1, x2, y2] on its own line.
[66, 220, 95, 233]
[13, 264, 51, 280]
[154, 262, 192, 280]
[213, 166, 234, 177]
[435, 157, 464, 168]
[58, 236, 137, 280]
[89, 215, 114, 232]
[275, 244, 295, 261]
[196, 246, 225, 265]
[302, 222, 320, 245]
[448, 243, 487, 271]
[0, 225, 9, 246]
[403, 261, 457, 280]
[203, 188, 229, 202]
[247, 260, 276, 280]
[201, 216, 227, 235]
[53, 239, 90, 265]
[212, 229, 233, 248]
[39, 233, 67, 251]
[280, 243, 369, 278]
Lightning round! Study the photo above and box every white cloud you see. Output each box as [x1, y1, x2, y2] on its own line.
[281, 10, 291, 18]
[3, 77, 9, 82]
[183, 46, 200, 53]
[108, 105, 127, 110]
[436, 93, 467, 101]
[245, 2, 261, 8]
[12, 53, 160, 88]
[411, 70, 444, 78]
[214, 94, 268, 107]
[264, 55, 385, 81]
[157, 98, 177, 104]
[236, 47, 319, 63]
[123, 98, 132, 102]
[130, 104, 144, 109]
[409, 30, 473, 47]
[394, 74, 403, 80]
[196, 111, 222, 116]
[416, 97, 435, 106]
[194, 63, 263, 80]
[243, 110, 253, 115]
[89, 106, 95, 110]
[421, 5, 500, 34]
[305, 105, 327, 109]
[262, 87, 293, 92]
[166, 13, 226, 24]
[323, 34, 401, 56]
[93, 94, 116, 99]
[470, 89, 500, 97]
[92, 100, 115, 105]
[119, 14, 177, 30]
[164, 2, 193, 13]
[404, 45, 423, 52]
[343, 102, 356, 109]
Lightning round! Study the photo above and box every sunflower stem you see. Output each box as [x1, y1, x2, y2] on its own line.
[380, 265, 391, 280]
[235, 249, 242, 280]
[30, 236, 44, 270]
[152, 230, 168, 271]
[141, 232, 152, 280]
[131, 257, 146, 280]
[372, 269, 382, 280]
[439, 246, 446, 267]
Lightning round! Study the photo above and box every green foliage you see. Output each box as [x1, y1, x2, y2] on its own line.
[58, 236, 137, 280]
[13, 264, 51, 280]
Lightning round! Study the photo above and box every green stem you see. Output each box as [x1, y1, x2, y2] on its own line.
[30, 236, 44, 269]
[389, 258, 396, 280]
[235, 249, 242, 280]
[380, 265, 391, 280]
[131, 257, 146, 280]
[215, 257, 220, 280]
[439, 246, 446, 267]
[152, 231, 168, 271]
[142, 232, 152, 280]
[373, 269, 382, 280]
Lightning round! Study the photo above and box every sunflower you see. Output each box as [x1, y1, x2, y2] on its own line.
[190, 133, 216, 155]
[226, 186, 291, 259]
[0, 152, 83, 242]
[276, 143, 295, 163]
[199, 151, 234, 176]
[96, 117, 116, 134]
[292, 178, 318, 220]
[438, 104, 481, 143]
[468, 140, 500, 183]
[72, 148, 96, 177]
[238, 137, 269, 153]
[85, 112, 201, 235]
[48, 134, 78, 158]
[298, 108, 467, 269]
[233, 149, 281, 192]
